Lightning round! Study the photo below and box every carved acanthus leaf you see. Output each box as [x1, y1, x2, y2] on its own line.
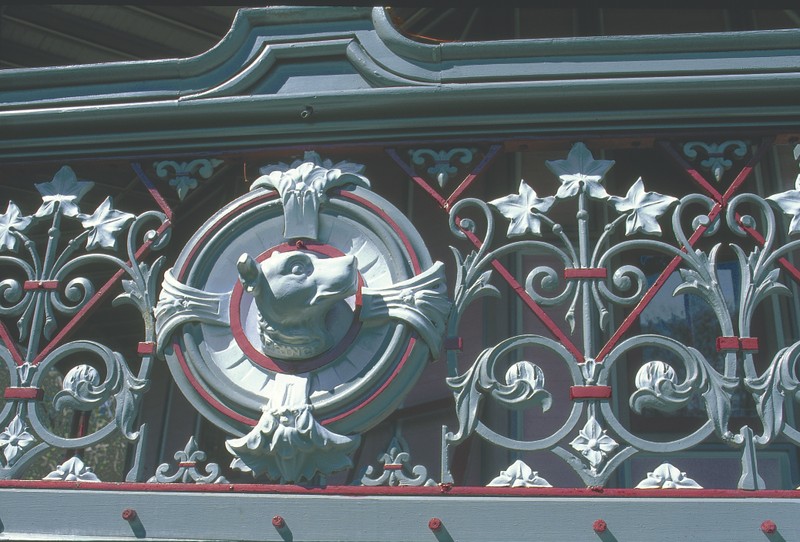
[635, 463, 702, 489]
[43, 456, 100, 482]
[767, 176, 800, 234]
[361, 435, 435, 487]
[154, 268, 231, 354]
[361, 262, 451, 356]
[251, 151, 370, 240]
[227, 405, 360, 484]
[487, 459, 552, 488]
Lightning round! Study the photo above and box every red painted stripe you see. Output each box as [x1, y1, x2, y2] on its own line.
[564, 268, 607, 280]
[659, 142, 723, 203]
[596, 211, 716, 362]
[716, 337, 741, 351]
[0, 321, 25, 366]
[740, 337, 759, 351]
[173, 341, 257, 426]
[33, 221, 172, 366]
[459, 226, 584, 362]
[4, 387, 44, 400]
[22, 280, 59, 291]
[570, 386, 612, 400]
[137, 342, 156, 355]
[720, 138, 774, 206]
[338, 190, 422, 274]
[0, 480, 797, 499]
[176, 191, 277, 281]
[386, 148, 448, 208]
[131, 162, 174, 221]
[738, 213, 800, 285]
[177, 462, 197, 468]
[383, 464, 403, 471]
[444, 145, 503, 209]
[322, 338, 417, 426]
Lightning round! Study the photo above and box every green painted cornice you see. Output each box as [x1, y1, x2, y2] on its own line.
[1, 7, 799, 159]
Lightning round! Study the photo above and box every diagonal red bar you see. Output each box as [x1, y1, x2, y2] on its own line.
[461, 226, 584, 362]
[0, 321, 25, 366]
[596, 138, 774, 362]
[658, 142, 724, 203]
[32, 220, 170, 365]
[739, 214, 800, 284]
[389, 144, 585, 362]
[386, 149, 448, 208]
[27, 165, 175, 365]
[444, 145, 503, 209]
[131, 162, 174, 221]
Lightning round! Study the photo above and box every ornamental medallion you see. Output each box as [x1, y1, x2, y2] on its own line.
[155, 152, 449, 482]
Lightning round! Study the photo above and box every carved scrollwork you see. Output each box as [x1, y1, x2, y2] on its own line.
[446, 335, 554, 444]
[361, 433, 435, 487]
[148, 436, 228, 484]
[682, 140, 748, 182]
[409, 147, 475, 188]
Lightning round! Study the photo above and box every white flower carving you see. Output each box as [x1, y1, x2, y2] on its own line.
[43, 456, 101, 482]
[0, 202, 32, 252]
[487, 459, 552, 488]
[489, 180, 555, 237]
[570, 416, 618, 470]
[34, 166, 94, 218]
[635, 463, 702, 489]
[0, 415, 36, 467]
[610, 178, 678, 236]
[80, 197, 135, 250]
[546, 143, 614, 200]
[767, 175, 800, 234]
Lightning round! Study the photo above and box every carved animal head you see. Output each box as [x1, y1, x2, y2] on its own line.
[237, 250, 358, 360]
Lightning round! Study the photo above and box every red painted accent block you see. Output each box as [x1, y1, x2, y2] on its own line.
[177, 462, 197, 468]
[4, 387, 44, 401]
[23, 280, 59, 291]
[570, 386, 612, 400]
[564, 268, 607, 280]
[272, 516, 286, 529]
[444, 337, 463, 351]
[137, 342, 156, 355]
[761, 520, 777, 534]
[383, 464, 402, 471]
[593, 519, 607, 533]
[716, 336, 741, 351]
[428, 518, 443, 532]
[740, 337, 759, 352]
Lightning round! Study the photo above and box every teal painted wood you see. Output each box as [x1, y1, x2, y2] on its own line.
[1, 7, 799, 159]
[0, 486, 798, 541]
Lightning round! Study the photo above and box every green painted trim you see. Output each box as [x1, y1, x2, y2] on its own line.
[0, 6, 798, 160]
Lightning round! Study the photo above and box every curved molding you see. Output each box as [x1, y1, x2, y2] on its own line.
[1, 7, 800, 158]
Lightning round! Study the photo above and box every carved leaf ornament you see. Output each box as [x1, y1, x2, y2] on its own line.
[0, 164, 168, 482]
[442, 140, 800, 489]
